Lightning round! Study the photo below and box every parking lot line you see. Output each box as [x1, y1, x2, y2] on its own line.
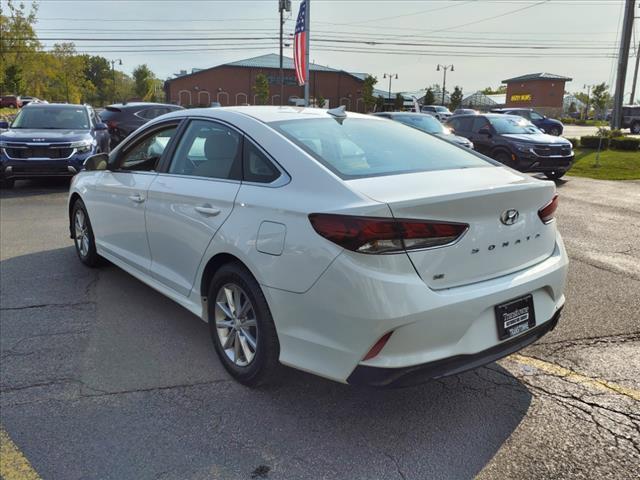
[510, 354, 640, 402]
[0, 426, 42, 480]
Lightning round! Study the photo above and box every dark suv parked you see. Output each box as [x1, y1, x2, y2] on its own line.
[621, 105, 640, 134]
[0, 103, 110, 188]
[99, 102, 183, 147]
[491, 108, 564, 136]
[447, 114, 574, 179]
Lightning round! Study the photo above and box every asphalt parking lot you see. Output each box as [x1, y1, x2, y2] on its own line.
[1, 176, 638, 480]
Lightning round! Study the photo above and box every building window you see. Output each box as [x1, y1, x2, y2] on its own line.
[217, 91, 229, 106]
[198, 91, 211, 106]
[178, 90, 192, 106]
[236, 92, 248, 105]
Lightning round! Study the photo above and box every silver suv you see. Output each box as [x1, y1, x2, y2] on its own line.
[622, 105, 640, 134]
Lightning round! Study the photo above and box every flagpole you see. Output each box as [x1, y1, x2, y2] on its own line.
[304, 0, 310, 106]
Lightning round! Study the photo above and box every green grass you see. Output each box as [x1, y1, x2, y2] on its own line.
[568, 148, 640, 180]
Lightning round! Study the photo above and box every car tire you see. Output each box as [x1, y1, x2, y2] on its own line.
[0, 179, 15, 189]
[493, 151, 513, 166]
[71, 199, 101, 267]
[8, 103, 16, 109]
[545, 171, 566, 180]
[549, 127, 561, 136]
[207, 262, 281, 387]
[631, 122, 640, 134]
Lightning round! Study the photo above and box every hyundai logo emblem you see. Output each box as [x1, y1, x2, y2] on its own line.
[500, 209, 519, 225]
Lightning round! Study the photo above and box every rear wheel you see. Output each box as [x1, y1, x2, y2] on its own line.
[72, 199, 101, 267]
[0, 179, 14, 189]
[631, 121, 640, 134]
[545, 170, 566, 180]
[207, 263, 281, 387]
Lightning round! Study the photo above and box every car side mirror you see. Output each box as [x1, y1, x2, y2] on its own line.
[84, 152, 109, 171]
[0, 121, 9, 129]
[478, 127, 492, 136]
[94, 122, 108, 131]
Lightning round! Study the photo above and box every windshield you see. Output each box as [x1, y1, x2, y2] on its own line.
[11, 106, 90, 130]
[489, 116, 541, 135]
[435, 106, 450, 113]
[271, 117, 490, 179]
[393, 114, 448, 134]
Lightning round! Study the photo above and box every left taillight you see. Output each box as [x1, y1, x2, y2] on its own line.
[308, 213, 468, 254]
[538, 194, 559, 224]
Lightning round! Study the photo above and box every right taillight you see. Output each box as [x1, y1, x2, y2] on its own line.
[308, 213, 468, 254]
[538, 194, 558, 224]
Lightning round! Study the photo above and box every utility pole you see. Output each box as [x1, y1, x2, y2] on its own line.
[110, 58, 122, 104]
[383, 73, 398, 110]
[583, 84, 593, 120]
[631, 41, 640, 104]
[611, 0, 635, 129]
[304, 0, 310, 107]
[278, 0, 291, 106]
[436, 64, 454, 106]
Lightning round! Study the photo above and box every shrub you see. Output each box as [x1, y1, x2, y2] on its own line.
[596, 127, 624, 138]
[565, 137, 580, 148]
[560, 117, 575, 124]
[580, 136, 610, 149]
[610, 136, 640, 151]
[575, 119, 587, 125]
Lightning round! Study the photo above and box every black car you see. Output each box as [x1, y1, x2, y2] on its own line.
[373, 112, 474, 149]
[491, 108, 564, 136]
[0, 103, 110, 188]
[446, 114, 574, 179]
[99, 102, 183, 147]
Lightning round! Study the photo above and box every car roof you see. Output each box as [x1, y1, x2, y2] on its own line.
[159, 106, 378, 124]
[375, 112, 434, 117]
[22, 103, 86, 109]
[450, 113, 522, 120]
[106, 102, 180, 109]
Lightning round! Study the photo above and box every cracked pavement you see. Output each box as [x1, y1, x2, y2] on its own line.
[1, 176, 639, 480]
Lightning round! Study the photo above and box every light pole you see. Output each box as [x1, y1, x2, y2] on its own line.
[436, 64, 454, 106]
[383, 73, 398, 110]
[278, 0, 291, 106]
[110, 58, 123, 104]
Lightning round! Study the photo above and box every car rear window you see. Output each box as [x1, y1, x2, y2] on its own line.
[271, 117, 491, 179]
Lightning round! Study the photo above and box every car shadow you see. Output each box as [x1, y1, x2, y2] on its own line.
[1, 247, 533, 479]
[0, 178, 70, 199]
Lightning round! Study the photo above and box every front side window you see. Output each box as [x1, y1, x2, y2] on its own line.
[11, 106, 90, 130]
[272, 117, 490, 179]
[471, 117, 490, 133]
[168, 120, 241, 180]
[119, 125, 177, 171]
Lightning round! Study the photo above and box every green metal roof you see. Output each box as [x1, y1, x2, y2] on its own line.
[502, 72, 573, 83]
[224, 53, 339, 72]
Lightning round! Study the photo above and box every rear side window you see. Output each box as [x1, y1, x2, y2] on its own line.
[450, 117, 473, 132]
[272, 117, 490, 179]
[243, 138, 280, 183]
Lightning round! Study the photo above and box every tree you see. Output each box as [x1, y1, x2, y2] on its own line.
[316, 94, 326, 108]
[481, 85, 507, 95]
[394, 92, 404, 111]
[449, 86, 463, 110]
[252, 73, 270, 105]
[132, 64, 157, 101]
[48, 43, 88, 103]
[591, 83, 611, 119]
[82, 55, 111, 105]
[423, 88, 435, 106]
[362, 75, 378, 112]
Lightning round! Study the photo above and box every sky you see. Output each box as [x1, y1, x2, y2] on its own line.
[13, 0, 640, 98]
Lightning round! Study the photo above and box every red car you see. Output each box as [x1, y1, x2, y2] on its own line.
[0, 96, 23, 108]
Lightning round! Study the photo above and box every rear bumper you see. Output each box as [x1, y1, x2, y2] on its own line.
[347, 307, 561, 387]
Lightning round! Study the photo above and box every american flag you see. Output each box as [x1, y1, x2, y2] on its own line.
[293, 0, 307, 86]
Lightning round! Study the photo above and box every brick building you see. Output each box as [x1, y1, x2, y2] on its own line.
[502, 72, 572, 117]
[164, 54, 368, 112]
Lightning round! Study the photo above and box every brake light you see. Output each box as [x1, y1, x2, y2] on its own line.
[538, 194, 558, 224]
[308, 214, 468, 254]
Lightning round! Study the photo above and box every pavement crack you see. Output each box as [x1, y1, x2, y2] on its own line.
[383, 452, 407, 480]
[79, 378, 234, 398]
[0, 301, 93, 311]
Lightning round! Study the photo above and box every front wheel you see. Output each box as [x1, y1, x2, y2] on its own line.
[72, 199, 101, 267]
[208, 263, 281, 387]
[493, 151, 514, 167]
[545, 171, 566, 180]
[549, 127, 561, 136]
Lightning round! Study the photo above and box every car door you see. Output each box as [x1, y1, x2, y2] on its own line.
[144, 118, 242, 296]
[89, 122, 180, 274]
[469, 117, 494, 156]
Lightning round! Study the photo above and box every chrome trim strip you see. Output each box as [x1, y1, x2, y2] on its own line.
[3, 148, 78, 161]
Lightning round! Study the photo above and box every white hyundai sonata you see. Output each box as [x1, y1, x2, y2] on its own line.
[69, 106, 568, 387]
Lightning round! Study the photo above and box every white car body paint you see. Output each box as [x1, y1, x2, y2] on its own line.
[69, 106, 568, 384]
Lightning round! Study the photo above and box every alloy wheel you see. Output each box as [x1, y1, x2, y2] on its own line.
[74, 208, 90, 257]
[214, 283, 258, 367]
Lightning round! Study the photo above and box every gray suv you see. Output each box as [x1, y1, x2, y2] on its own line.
[621, 105, 640, 134]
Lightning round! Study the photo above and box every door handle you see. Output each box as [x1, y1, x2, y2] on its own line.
[128, 194, 145, 203]
[194, 205, 221, 216]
